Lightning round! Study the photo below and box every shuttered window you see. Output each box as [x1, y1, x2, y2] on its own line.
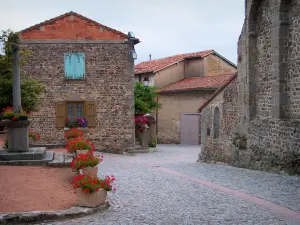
[55, 101, 96, 128]
[64, 53, 85, 79]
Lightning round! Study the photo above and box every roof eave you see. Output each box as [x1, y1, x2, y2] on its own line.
[159, 87, 218, 94]
[212, 51, 237, 68]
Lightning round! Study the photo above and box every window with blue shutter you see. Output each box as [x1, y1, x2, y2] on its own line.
[64, 53, 85, 79]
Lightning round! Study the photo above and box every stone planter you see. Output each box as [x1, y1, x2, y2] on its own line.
[29, 137, 34, 146]
[0, 119, 31, 152]
[81, 166, 98, 177]
[76, 188, 107, 207]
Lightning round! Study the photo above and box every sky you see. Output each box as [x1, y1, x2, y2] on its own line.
[0, 0, 245, 65]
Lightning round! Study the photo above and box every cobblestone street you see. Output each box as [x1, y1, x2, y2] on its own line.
[38, 145, 300, 225]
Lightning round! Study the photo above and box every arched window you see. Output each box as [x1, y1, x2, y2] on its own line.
[143, 77, 149, 86]
[213, 107, 220, 139]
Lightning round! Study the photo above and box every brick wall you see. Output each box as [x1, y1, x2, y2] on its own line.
[20, 14, 126, 40]
[157, 90, 214, 144]
[199, 78, 238, 163]
[21, 42, 135, 152]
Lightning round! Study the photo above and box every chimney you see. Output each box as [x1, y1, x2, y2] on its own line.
[149, 54, 152, 61]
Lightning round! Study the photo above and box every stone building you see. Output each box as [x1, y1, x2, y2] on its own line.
[199, 0, 300, 174]
[135, 51, 237, 144]
[19, 11, 139, 152]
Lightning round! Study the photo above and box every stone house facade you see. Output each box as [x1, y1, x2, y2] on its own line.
[198, 74, 238, 163]
[19, 11, 139, 152]
[199, 0, 300, 174]
[135, 51, 237, 144]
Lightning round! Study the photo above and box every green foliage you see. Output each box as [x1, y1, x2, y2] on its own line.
[0, 30, 45, 112]
[134, 82, 160, 115]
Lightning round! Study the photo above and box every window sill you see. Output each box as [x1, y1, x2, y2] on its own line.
[64, 78, 86, 84]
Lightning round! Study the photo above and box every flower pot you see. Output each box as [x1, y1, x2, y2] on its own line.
[81, 166, 98, 177]
[76, 150, 90, 155]
[76, 188, 107, 207]
[18, 116, 28, 121]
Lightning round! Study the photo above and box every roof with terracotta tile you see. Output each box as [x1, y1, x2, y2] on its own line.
[19, 11, 127, 38]
[135, 50, 214, 74]
[159, 73, 237, 93]
[198, 73, 237, 112]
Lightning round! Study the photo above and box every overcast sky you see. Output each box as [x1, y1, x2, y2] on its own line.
[0, 0, 245, 64]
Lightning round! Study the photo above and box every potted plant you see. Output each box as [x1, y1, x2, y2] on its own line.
[64, 128, 84, 141]
[28, 130, 40, 145]
[65, 117, 88, 133]
[1, 106, 29, 121]
[70, 152, 103, 176]
[72, 174, 116, 207]
[66, 137, 95, 155]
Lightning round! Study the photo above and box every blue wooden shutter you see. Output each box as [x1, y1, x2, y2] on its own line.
[75, 53, 85, 79]
[64, 53, 73, 78]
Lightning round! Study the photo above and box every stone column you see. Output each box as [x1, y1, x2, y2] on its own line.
[11, 43, 21, 113]
[1, 42, 30, 152]
[271, 1, 290, 119]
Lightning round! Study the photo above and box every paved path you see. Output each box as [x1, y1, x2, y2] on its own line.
[39, 145, 300, 225]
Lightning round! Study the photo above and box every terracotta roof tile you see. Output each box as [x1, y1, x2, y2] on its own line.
[198, 73, 237, 112]
[159, 73, 237, 93]
[19, 11, 127, 38]
[135, 50, 213, 74]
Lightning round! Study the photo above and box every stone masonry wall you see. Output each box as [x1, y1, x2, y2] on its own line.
[158, 90, 214, 144]
[199, 78, 238, 163]
[234, 0, 300, 174]
[21, 42, 135, 152]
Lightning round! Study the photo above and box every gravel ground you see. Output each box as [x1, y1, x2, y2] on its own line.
[36, 145, 300, 225]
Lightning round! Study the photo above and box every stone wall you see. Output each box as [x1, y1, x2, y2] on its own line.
[199, 78, 238, 163]
[234, 0, 300, 174]
[204, 54, 236, 76]
[157, 90, 214, 144]
[21, 42, 135, 152]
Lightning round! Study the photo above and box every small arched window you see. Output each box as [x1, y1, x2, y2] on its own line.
[213, 107, 220, 139]
[143, 77, 149, 86]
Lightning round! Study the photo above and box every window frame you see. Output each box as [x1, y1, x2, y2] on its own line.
[66, 101, 85, 121]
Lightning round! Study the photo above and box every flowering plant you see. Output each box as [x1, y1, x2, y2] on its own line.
[70, 152, 103, 172]
[1, 106, 29, 121]
[64, 128, 84, 140]
[99, 175, 116, 192]
[65, 117, 88, 128]
[28, 130, 40, 141]
[134, 114, 155, 132]
[72, 174, 116, 193]
[66, 137, 95, 153]
[76, 117, 88, 128]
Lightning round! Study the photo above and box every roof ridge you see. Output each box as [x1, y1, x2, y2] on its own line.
[19, 11, 127, 37]
[136, 49, 214, 65]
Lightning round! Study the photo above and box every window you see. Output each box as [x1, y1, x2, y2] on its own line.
[64, 53, 85, 79]
[55, 101, 97, 128]
[143, 77, 149, 86]
[213, 107, 220, 139]
[67, 102, 84, 121]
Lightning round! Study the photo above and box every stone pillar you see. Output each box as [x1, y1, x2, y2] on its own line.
[271, 1, 290, 119]
[11, 43, 21, 113]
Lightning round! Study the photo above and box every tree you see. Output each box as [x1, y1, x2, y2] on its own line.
[134, 82, 160, 115]
[0, 30, 45, 113]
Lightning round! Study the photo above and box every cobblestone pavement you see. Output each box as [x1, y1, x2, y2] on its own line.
[38, 145, 300, 225]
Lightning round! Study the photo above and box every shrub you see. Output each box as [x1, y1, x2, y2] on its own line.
[64, 128, 84, 140]
[28, 130, 40, 141]
[72, 174, 116, 193]
[66, 137, 95, 153]
[70, 152, 103, 172]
